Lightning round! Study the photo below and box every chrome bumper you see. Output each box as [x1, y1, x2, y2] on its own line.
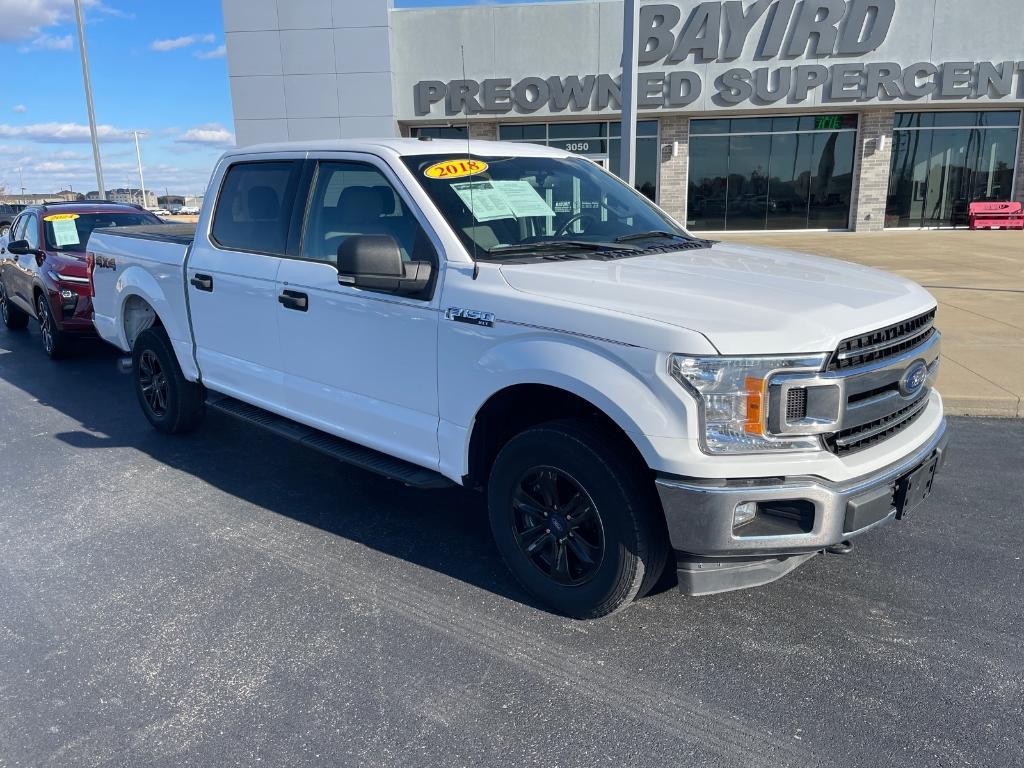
[656, 419, 949, 594]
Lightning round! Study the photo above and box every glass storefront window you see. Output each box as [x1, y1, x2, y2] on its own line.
[688, 114, 858, 231]
[411, 126, 468, 139]
[886, 111, 1021, 228]
[498, 121, 659, 202]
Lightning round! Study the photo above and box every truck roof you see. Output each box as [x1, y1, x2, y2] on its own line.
[222, 137, 572, 160]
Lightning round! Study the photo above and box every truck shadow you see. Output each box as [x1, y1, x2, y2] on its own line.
[1, 326, 675, 613]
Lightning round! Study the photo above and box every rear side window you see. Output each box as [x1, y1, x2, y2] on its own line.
[10, 214, 27, 241]
[211, 161, 300, 255]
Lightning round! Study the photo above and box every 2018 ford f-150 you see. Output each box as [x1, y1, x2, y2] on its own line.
[88, 139, 947, 618]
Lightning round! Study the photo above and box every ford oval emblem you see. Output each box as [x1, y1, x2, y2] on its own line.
[900, 361, 929, 397]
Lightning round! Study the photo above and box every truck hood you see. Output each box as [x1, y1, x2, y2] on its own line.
[499, 242, 937, 354]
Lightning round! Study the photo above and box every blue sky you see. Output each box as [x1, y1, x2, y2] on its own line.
[1, 0, 573, 198]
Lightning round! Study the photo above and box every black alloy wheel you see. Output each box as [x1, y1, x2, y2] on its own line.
[37, 295, 53, 353]
[487, 418, 669, 619]
[138, 349, 169, 417]
[512, 466, 605, 586]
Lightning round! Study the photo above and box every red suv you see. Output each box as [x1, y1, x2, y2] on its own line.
[0, 201, 161, 359]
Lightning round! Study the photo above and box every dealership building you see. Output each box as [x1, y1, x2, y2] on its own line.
[223, 0, 1024, 232]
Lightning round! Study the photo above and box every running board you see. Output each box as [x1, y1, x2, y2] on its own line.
[206, 395, 453, 489]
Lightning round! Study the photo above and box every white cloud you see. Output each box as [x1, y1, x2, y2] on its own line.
[0, 122, 134, 144]
[0, 0, 126, 43]
[12, 105, 27, 113]
[22, 33, 73, 52]
[195, 44, 226, 60]
[151, 33, 215, 52]
[177, 124, 234, 147]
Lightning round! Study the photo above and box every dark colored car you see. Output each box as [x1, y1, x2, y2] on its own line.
[0, 201, 161, 359]
[0, 203, 26, 237]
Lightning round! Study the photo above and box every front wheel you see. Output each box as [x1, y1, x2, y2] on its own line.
[132, 327, 206, 433]
[487, 418, 668, 619]
[36, 293, 68, 359]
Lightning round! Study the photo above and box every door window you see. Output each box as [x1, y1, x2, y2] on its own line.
[22, 214, 40, 250]
[211, 161, 300, 255]
[300, 161, 434, 267]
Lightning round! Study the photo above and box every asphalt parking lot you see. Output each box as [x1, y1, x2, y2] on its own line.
[1, 327, 1022, 768]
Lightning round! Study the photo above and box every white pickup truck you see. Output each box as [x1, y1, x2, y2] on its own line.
[89, 138, 946, 618]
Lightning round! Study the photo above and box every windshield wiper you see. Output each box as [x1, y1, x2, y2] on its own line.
[614, 230, 692, 244]
[485, 240, 640, 257]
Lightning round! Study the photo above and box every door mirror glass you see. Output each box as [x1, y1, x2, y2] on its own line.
[337, 235, 432, 296]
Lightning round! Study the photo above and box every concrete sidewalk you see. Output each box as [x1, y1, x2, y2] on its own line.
[716, 230, 1024, 418]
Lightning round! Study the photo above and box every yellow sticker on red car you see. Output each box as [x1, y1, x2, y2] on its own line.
[43, 213, 80, 221]
[423, 158, 489, 180]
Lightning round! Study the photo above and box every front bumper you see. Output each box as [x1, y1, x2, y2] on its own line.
[656, 419, 949, 595]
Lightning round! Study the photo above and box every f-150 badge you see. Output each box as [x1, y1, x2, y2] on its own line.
[446, 307, 495, 327]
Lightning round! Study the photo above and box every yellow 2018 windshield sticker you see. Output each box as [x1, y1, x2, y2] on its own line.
[43, 213, 80, 222]
[423, 158, 489, 180]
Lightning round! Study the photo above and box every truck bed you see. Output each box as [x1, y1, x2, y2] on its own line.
[92, 222, 196, 245]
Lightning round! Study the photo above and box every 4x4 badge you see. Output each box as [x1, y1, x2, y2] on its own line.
[446, 307, 495, 327]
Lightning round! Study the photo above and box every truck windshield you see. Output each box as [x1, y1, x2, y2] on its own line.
[403, 153, 692, 259]
[43, 212, 161, 253]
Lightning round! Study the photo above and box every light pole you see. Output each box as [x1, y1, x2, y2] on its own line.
[132, 130, 148, 208]
[74, 0, 105, 198]
[619, 0, 639, 188]
[17, 166, 25, 196]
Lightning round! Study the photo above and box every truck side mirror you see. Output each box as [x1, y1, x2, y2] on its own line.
[336, 234, 432, 297]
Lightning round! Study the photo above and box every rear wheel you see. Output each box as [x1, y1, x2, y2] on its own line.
[36, 293, 69, 359]
[487, 418, 668, 619]
[0, 280, 29, 330]
[133, 327, 205, 434]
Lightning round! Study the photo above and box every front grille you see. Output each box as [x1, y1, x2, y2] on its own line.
[825, 393, 930, 455]
[786, 389, 807, 421]
[829, 309, 936, 371]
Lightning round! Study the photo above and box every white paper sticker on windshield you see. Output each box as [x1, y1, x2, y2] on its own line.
[51, 218, 81, 247]
[491, 180, 556, 219]
[451, 181, 515, 222]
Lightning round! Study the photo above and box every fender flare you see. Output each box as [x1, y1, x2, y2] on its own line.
[445, 336, 693, 478]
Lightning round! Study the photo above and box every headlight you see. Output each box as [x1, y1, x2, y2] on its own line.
[669, 354, 828, 454]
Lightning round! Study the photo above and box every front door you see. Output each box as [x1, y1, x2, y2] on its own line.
[274, 157, 442, 470]
[185, 157, 303, 408]
[9, 212, 42, 314]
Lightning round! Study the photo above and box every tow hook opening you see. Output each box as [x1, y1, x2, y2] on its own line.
[733, 499, 816, 537]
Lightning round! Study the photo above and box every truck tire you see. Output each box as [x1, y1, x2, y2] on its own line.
[132, 327, 205, 434]
[487, 418, 668, 619]
[36, 293, 69, 359]
[0, 281, 29, 330]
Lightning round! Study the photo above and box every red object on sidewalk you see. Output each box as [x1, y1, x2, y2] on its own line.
[968, 201, 1024, 230]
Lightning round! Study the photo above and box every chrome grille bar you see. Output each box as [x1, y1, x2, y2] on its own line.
[829, 308, 937, 372]
[835, 319, 934, 362]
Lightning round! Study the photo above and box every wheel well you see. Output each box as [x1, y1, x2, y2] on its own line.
[122, 295, 163, 349]
[466, 384, 649, 488]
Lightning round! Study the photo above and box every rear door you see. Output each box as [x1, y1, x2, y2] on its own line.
[274, 155, 443, 469]
[185, 156, 305, 409]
